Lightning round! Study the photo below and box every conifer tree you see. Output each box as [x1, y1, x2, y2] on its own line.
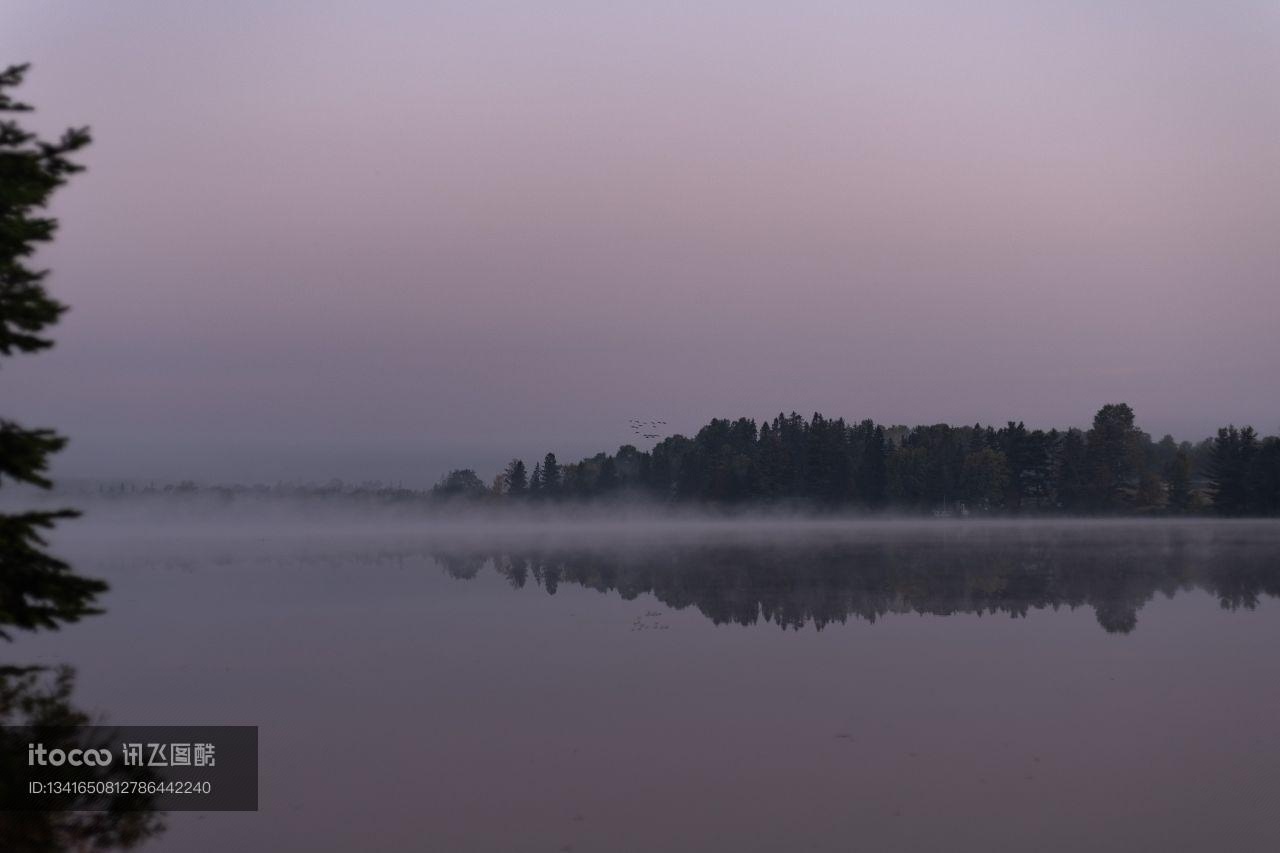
[1208, 426, 1258, 516]
[503, 458, 528, 497]
[0, 65, 106, 638]
[541, 453, 560, 496]
[1166, 449, 1193, 513]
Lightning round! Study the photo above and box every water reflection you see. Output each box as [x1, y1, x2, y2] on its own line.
[430, 524, 1280, 634]
[0, 664, 165, 851]
[26, 520, 1280, 852]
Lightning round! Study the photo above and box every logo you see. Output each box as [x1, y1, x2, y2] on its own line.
[27, 743, 113, 767]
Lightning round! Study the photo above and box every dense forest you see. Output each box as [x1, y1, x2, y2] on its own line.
[61, 403, 1280, 517]
[435, 404, 1280, 516]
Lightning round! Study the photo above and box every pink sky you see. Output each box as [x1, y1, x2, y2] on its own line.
[3, 1, 1278, 483]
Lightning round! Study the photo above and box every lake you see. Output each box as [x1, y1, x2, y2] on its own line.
[12, 518, 1280, 852]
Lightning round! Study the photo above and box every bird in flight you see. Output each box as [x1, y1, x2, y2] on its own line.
[628, 418, 668, 441]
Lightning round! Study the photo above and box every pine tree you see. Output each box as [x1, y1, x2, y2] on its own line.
[503, 458, 528, 497]
[596, 456, 618, 494]
[1208, 426, 1258, 515]
[0, 65, 106, 638]
[858, 423, 888, 509]
[541, 453, 561, 496]
[1256, 437, 1280, 516]
[1166, 449, 1193, 513]
[1055, 428, 1089, 511]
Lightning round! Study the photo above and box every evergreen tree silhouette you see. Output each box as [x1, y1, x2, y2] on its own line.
[0, 65, 106, 639]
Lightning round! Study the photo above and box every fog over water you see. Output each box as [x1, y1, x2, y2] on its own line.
[12, 516, 1280, 851]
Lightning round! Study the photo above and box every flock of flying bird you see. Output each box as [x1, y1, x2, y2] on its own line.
[629, 418, 667, 440]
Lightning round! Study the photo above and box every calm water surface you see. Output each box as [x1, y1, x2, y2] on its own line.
[17, 520, 1280, 852]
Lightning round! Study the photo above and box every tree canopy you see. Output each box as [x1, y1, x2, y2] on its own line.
[448, 404, 1279, 516]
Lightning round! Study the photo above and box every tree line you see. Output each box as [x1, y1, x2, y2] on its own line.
[434, 404, 1280, 516]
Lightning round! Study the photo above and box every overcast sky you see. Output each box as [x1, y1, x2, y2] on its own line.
[3, 1, 1278, 485]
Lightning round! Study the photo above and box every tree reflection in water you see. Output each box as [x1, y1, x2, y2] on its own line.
[432, 524, 1280, 634]
[0, 665, 165, 851]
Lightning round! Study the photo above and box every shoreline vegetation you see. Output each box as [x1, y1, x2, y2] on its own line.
[40, 404, 1280, 518]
